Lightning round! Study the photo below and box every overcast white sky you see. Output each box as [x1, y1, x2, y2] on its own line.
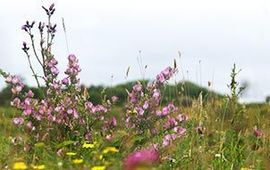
[0, 0, 270, 102]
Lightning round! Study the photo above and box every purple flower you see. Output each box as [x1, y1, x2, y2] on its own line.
[162, 107, 170, 116]
[27, 90, 34, 98]
[27, 121, 33, 129]
[21, 25, 28, 31]
[50, 81, 61, 90]
[174, 127, 186, 136]
[106, 134, 113, 141]
[133, 83, 142, 92]
[162, 67, 173, 78]
[46, 58, 57, 67]
[111, 96, 119, 103]
[168, 103, 177, 112]
[11, 86, 23, 94]
[156, 110, 162, 116]
[162, 138, 170, 147]
[67, 109, 73, 115]
[73, 109, 79, 118]
[152, 89, 161, 103]
[164, 117, 178, 129]
[91, 105, 108, 113]
[47, 24, 57, 33]
[11, 76, 19, 84]
[22, 42, 29, 51]
[68, 54, 77, 62]
[13, 117, 24, 125]
[143, 101, 149, 110]
[164, 134, 172, 141]
[84, 133, 92, 141]
[55, 105, 63, 113]
[51, 67, 59, 76]
[162, 133, 178, 147]
[10, 98, 21, 107]
[24, 98, 31, 106]
[85, 102, 93, 110]
[155, 66, 176, 84]
[124, 148, 159, 170]
[61, 77, 69, 85]
[111, 117, 117, 127]
[49, 3, 55, 11]
[23, 108, 32, 116]
[5, 75, 12, 83]
[65, 54, 81, 84]
[135, 107, 144, 116]
[156, 73, 165, 83]
[38, 106, 46, 114]
[129, 93, 137, 103]
[38, 22, 45, 31]
[177, 114, 188, 122]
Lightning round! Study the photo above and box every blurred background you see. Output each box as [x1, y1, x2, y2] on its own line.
[0, 0, 270, 102]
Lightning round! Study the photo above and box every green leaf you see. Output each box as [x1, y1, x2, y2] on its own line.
[56, 140, 75, 148]
[0, 68, 7, 77]
[34, 142, 45, 148]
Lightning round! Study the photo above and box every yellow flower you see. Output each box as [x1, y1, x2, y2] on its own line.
[72, 159, 83, 164]
[31, 164, 45, 169]
[128, 109, 137, 114]
[82, 143, 95, 149]
[66, 152, 77, 156]
[91, 166, 106, 170]
[102, 147, 119, 154]
[13, 162, 27, 170]
[99, 155, 103, 160]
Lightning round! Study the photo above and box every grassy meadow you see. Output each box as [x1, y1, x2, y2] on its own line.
[1, 96, 270, 169]
[1, 3, 270, 170]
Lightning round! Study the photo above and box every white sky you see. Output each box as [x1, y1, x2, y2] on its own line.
[0, 0, 270, 102]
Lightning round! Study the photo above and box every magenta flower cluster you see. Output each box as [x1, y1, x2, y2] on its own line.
[5, 75, 24, 94]
[64, 54, 81, 84]
[0, 4, 117, 143]
[5, 53, 116, 142]
[125, 66, 187, 147]
[124, 148, 159, 170]
[156, 66, 175, 84]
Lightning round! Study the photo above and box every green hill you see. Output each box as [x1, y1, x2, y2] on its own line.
[0, 80, 223, 107]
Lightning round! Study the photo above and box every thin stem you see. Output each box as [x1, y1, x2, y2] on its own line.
[62, 18, 70, 54]
[39, 30, 47, 78]
[25, 52, 41, 87]
[48, 36, 54, 50]
[28, 31, 43, 67]
[28, 30, 46, 89]
[46, 16, 51, 50]
[36, 75, 46, 81]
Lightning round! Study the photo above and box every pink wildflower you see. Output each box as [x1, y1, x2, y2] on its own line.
[133, 83, 142, 92]
[13, 117, 24, 125]
[162, 107, 170, 116]
[253, 127, 263, 138]
[61, 77, 69, 85]
[124, 148, 159, 170]
[111, 96, 119, 103]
